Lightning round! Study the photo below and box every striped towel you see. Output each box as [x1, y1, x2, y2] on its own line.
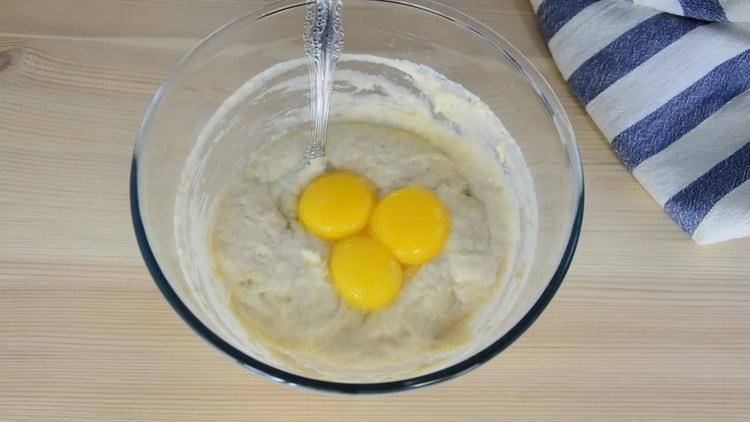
[531, 0, 750, 244]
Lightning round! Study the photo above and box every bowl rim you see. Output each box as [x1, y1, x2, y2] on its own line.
[130, 0, 584, 394]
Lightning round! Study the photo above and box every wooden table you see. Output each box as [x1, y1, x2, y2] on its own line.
[2, 1, 749, 420]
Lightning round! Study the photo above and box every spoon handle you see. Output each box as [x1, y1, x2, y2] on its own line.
[303, 0, 343, 161]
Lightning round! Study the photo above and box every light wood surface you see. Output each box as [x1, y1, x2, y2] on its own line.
[2, 1, 749, 420]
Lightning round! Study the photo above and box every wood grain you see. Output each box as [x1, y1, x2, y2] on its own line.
[1, 1, 749, 421]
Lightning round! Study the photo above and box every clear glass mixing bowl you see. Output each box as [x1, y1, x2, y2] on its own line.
[131, 0, 583, 393]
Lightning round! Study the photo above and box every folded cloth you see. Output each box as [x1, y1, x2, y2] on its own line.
[531, 0, 750, 244]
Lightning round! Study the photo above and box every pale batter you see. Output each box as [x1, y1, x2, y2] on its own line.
[180, 55, 537, 380]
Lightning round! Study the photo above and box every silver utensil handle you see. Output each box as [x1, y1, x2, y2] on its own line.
[303, 0, 343, 160]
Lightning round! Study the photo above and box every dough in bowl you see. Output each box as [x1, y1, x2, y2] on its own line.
[184, 55, 537, 381]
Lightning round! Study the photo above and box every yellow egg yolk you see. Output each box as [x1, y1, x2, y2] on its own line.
[329, 235, 403, 311]
[369, 186, 450, 265]
[298, 170, 376, 240]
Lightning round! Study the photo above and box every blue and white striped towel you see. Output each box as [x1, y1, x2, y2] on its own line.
[531, 0, 750, 244]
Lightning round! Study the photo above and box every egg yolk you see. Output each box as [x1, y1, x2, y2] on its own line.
[369, 186, 450, 265]
[298, 170, 376, 240]
[329, 235, 403, 311]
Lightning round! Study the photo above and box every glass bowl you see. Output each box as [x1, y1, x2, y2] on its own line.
[131, 0, 583, 394]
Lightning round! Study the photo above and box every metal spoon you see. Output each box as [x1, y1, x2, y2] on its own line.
[303, 0, 344, 161]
